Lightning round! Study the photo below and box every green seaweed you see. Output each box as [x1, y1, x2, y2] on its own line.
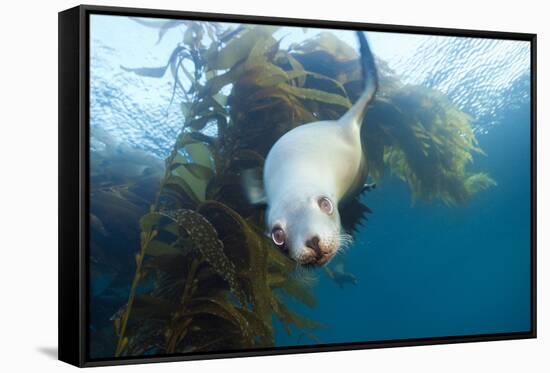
[113, 23, 494, 356]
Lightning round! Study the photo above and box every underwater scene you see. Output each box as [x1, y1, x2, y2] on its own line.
[88, 14, 532, 359]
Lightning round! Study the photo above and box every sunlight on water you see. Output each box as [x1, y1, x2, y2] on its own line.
[90, 16, 530, 158]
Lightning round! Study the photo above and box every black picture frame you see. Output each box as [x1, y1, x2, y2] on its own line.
[58, 4, 537, 367]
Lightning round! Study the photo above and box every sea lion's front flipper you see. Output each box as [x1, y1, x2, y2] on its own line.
[241, 168, 267, 206]
[340, 196, 372, 234]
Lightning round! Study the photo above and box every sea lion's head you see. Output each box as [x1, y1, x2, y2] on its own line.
[266, 190, 347, 267]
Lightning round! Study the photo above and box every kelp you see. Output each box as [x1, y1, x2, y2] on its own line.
[364, 88, 496, 206]
[114, 22, 494, 356]
[114, 22, 322, 357]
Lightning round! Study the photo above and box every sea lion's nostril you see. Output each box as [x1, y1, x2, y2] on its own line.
[305, 236, 322, 258]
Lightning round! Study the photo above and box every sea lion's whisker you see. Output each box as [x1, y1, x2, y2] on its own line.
[338, 233, 354, 249]
[294, 261, 301, 274]
[292, 268, 319, 286]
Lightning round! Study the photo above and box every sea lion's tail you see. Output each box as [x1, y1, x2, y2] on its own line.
[340, 31, 378, 129]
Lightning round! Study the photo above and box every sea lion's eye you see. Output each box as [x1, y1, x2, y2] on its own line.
[318, 197, 334, 215]
[271, 227, 286, 246]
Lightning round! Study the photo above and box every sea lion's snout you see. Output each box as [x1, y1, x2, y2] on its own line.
[298, 235, 337, 266]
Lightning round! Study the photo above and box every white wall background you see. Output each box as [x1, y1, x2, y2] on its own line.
[0, 0, 546, 371]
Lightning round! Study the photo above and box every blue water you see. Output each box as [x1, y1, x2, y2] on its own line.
[89, 15, 532, 356]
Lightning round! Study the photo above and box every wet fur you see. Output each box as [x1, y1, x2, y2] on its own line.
[260, 32, 378, 265]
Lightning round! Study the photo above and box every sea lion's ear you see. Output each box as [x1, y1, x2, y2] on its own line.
[241, 168, 267, 206]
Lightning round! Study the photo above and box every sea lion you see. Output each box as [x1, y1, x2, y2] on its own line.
[324, 262, 358, 289]
[245, 31, 378, 266]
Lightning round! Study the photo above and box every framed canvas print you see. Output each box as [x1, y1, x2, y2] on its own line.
[58, 5, 537, 367]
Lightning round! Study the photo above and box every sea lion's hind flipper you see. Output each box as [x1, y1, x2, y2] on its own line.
[357, 31, 378, 104]
[339, 32, 378, 128]
[241, 168, 267, 206]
